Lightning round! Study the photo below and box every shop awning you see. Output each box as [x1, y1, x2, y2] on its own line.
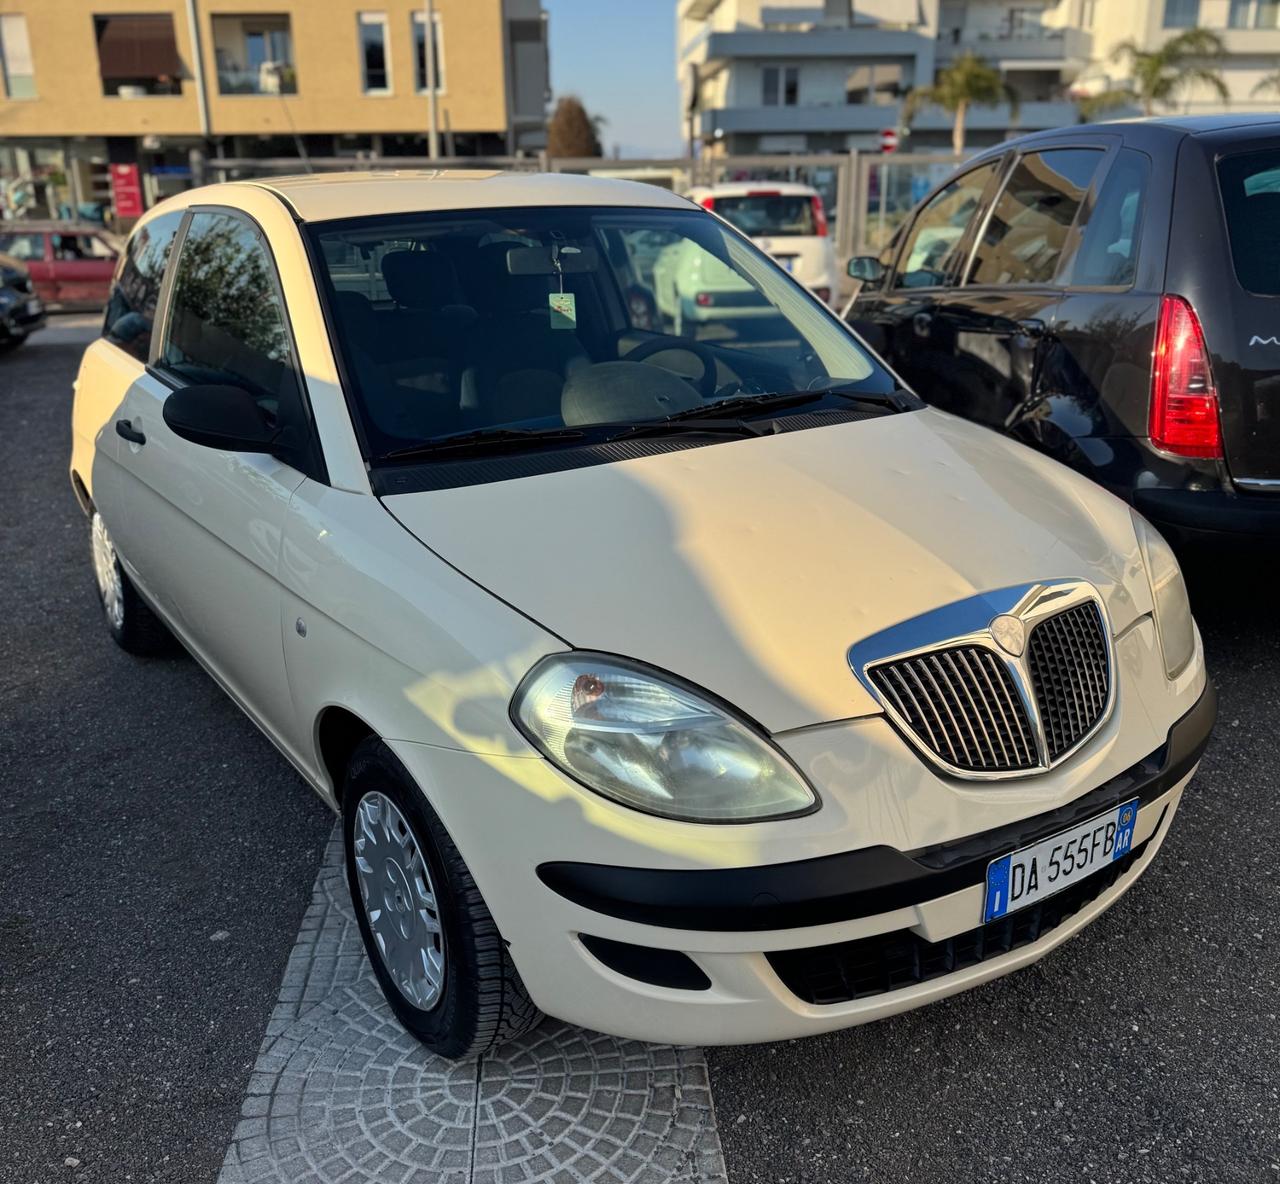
[95, 15, 183, 81]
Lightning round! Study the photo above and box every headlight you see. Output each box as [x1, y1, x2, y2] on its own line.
[0, 287, 17, 309]
[1132, 510, 1195, 679]
[512, 653, 817, 823]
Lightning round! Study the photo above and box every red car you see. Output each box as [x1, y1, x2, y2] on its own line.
[0, 221, 121, 310]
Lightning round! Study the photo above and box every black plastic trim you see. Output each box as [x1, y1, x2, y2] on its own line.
[536, 680, 1216, 932]
[578, 934, 711, 991]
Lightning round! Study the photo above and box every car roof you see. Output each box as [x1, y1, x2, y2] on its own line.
[984, 112, 1280, 159]
[689, 181, 818, 197]
[243, 169, 696, 223]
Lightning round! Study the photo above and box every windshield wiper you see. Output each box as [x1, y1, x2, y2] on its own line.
[378, 425, 588, 463]
[605, 417, 773, 443]
[637, 386, 921, 427]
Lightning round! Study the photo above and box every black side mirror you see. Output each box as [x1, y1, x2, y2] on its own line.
[847, 256, 885, 282]
[162, 384, 276, 452]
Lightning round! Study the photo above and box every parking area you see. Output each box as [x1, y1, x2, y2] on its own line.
[2, 319, 1278, 1183]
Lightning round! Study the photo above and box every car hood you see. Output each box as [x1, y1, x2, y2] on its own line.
[383, 409, 1153, 733]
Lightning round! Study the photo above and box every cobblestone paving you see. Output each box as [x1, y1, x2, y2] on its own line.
[218, 826, 727, 1184]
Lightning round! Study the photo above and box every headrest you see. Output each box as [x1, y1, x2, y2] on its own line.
[382, 251, 464, 310]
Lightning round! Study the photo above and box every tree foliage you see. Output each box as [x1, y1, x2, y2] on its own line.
[902, 53, 1019, 155]
[1079, 28, 1228, 119]
[547, 96, 604, 158]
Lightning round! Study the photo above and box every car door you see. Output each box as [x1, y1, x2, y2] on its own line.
[927, 145, 1111, 432]
[50, 231, 119, 307]
[850, 158, 1005, 400]
[109, 207, 318, 736]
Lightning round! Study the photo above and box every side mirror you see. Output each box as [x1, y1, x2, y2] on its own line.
[847, 256, 885, 283]
[162, 384, 276, 452]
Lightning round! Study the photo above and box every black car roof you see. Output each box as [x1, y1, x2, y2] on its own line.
[979, 112, 1280, 162]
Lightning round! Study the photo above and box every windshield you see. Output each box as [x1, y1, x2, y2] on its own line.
[710, 193, 818, 238]
[309, 205, 895, 461]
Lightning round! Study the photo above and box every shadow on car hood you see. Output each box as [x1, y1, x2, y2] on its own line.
[383, 409, 1151, 733]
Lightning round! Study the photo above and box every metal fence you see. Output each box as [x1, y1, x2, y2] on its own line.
[203, 149, 968, 276]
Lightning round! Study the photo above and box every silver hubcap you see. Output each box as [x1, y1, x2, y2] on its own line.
[91, 514, 125, 631]
[353, 792, 445, 1010]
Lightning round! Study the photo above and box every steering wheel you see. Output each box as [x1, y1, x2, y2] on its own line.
[623, 337, 719, 400]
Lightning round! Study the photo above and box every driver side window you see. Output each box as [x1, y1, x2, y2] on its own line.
[893, 162, 998, 290]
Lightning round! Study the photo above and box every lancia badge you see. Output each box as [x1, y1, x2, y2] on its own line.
[989, 614, 1027, 657]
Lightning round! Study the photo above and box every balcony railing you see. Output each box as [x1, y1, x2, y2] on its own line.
[216, 62, 298, 96]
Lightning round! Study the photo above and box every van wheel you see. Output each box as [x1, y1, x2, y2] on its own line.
[90, 511, 171, 655]
[342, 738, 542, 1059]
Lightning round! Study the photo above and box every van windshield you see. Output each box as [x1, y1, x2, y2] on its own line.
[308, 205, 896, 461]
[710, 193, 818, 237]
[1217, 149, 1280, 295]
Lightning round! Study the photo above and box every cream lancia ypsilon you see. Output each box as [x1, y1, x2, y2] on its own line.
[70, 172, 1216, 1058]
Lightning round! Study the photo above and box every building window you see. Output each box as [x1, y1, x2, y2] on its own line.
[212, 14, 297, 95]
[412, 12, 444, 93]
[762, 65, 799, 106]
[1162, 0, 1200, 27]
[846, 62, 906, 105]
[358, 12, 390, 93]
[1233, 0, 1280, 25]
[1081, 0, 1097, 27]
[0, 14, 35, 99]
[94, 14, 182, 96]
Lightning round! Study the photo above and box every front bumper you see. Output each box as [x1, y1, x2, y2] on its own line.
[0, 300, 46, 341]
[391, 673, 1215, 1046]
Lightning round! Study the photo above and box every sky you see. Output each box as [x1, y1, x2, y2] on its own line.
[543, 0, 683, 158]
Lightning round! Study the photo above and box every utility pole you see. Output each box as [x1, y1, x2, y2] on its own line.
[424, 0, 440, 159]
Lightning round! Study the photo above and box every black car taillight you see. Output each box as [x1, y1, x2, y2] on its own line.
[1149, 294, 1223, 459]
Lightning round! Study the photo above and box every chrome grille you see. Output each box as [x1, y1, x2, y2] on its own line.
[869, 646, 1037, 773]
[1027, 600, 1110, 761]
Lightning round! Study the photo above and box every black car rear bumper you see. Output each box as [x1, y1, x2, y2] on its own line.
[537, 680, 1217, 933]
[1134, 485, 1280, 541]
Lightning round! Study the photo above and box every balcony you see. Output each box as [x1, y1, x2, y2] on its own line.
[935, 26, 1093, 66]
[211, 14, 297, 96]
[704, 26, 932, 62]
[698, 99, 1078, 137]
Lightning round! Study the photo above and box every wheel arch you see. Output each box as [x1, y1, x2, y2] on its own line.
[314, 705, 378, 803]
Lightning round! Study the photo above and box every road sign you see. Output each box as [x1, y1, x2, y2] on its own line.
[109, 163, 144, 219]
[880, 128, 899, 154]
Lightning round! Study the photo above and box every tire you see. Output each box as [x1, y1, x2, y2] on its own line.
[342, 738, 542, 1058]
[89, 510, 172, 655]
[0, 335, 25, 354]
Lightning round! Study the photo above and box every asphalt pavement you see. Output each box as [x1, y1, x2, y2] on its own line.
[2, 317, 1278, 1183]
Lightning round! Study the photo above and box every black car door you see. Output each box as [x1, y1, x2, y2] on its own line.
[925, 145, 1112, 432]
[848, 158, 1005, 400]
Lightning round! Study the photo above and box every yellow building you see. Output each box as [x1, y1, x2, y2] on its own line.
[0, 0, 549, 214]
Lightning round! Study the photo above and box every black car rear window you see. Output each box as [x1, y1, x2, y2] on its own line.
[1217, 149, 1280, 296]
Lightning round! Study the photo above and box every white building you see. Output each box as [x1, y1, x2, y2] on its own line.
[678, 0, 1280, 155]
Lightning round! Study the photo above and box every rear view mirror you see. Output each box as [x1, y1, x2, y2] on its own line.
[847, 256, 885, 283]
[162, 384, 276, 452]
[506, 245, 599, 275]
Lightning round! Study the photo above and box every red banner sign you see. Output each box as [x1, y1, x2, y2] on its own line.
[109, 163, 144, 219]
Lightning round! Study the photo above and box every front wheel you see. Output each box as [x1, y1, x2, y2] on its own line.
[342, 738, 542, 1059]
[90, 511, 171, 655]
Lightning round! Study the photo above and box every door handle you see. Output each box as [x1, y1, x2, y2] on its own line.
[1016, 317, 1047, 339]
[115, 418, 146, 445]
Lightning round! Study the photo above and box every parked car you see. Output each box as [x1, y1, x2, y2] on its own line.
[0, 221, 120, 310]
[687, 181, 838, 304]
[0, 252, 46, 350]
[71, 172, 1214, 1059]
[845, 114, 1280, 547]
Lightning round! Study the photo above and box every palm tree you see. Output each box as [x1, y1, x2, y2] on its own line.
[1252, 69, 1280, 101]
[902, 52, 1020, 156]
[1078, 29, 1227, 119]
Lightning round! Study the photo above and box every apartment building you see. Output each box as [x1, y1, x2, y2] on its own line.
[0, 0, 549, 216]
[678, 0, 1280, 156]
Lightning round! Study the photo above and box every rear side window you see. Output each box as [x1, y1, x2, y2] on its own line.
[1217, 149, 1280, 295]
[161, 210, 295, 401]
[102, 210, 184, 362]
[893, 161, 999, 289]
[967, 149, 1103, 286]
[1070, 149, 1150, 288]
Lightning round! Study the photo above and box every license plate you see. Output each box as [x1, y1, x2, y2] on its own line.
[26, 298, 41, 315]
[983, 798, 1139, 922]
